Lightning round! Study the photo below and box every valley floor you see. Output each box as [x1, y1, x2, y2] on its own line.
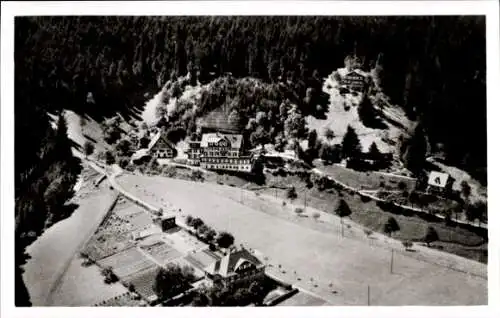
[115, 173, 487, 305]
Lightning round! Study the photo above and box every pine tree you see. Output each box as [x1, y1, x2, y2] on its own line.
[383, 217, 400, 237]
[341, 125, 362, 159]
[307, 129, 318, 149]
[424, 226, 439, 247]
[402, 124, 428, 174]
[369, 142, 381, 158]
[358, 94, 376, 126]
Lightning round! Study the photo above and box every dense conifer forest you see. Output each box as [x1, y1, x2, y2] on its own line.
[14, 16, 486, 305]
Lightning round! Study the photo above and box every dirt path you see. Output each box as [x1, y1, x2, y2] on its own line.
[22, 177, 118, 306]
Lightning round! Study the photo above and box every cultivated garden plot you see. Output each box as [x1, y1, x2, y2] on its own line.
[185, 249, 220, 271]
[121, 265, 162, 302]
[98, 247, 157, 278]
[116, 173, 486, 305]
[82, 214, 135, 261]
[139, 241, 183, 265]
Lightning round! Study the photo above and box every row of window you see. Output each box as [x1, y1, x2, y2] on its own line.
[204, 164, 251, 171]
[202, 158, 250, 164]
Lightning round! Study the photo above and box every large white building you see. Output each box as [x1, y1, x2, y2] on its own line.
[187, 133, 252, 172]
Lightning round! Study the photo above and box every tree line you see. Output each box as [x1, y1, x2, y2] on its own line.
[16, 16, 486, 175]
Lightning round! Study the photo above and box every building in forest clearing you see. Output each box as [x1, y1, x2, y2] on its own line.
[426, 171, 454, 194]
[341, 70, 366, 92]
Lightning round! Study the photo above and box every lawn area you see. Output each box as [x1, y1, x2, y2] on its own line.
[115, 173, 487, 305]
[122, 265, 161, 303]
[47, 255, 128, 306]
[248, 173, 486, 263]
[315, 162, 416, 191]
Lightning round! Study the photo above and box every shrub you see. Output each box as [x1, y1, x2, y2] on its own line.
[185, 215, 193, 226]
[383, 217, 400, 237]
[364, 229, 373, 237]
[83, 141, 95, 156]
[402, 240, 413, 250]
[360, 195, 371, 203]
[312, 212, 320, 220]
[216, 231, 235, 249]
[397, 181, 407, 190]
[190, 170, 204, 181]
[101, 266, 118, 284]
[424, 226, 439, 246]
[286, 187, 298, 200]
[295, 207, 304, 215]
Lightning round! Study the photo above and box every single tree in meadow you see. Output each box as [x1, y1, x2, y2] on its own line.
[424, 226, 439, 247]
[383, 217, 400, 237]
[83, 141, 95, 157]
[335, 199, 352, 237]
[341, 125, 362, 159]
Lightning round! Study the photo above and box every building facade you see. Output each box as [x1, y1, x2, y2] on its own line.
[148, 132, 176, 159]
[427, 171, 454, 194]
[341, 70, 366, 92]
[204, 247, 265, 287]
[187, 133, 252, 172]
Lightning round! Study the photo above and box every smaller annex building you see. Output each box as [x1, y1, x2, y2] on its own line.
[131, 131, 176, 163]
[204, 246, 265, 287]
[427, 171, 454, 194]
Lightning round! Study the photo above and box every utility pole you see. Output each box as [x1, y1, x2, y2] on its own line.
[304, 190, 307, 211]
[390, 249, 394, 274]
[341, 218, 344, 238]
[367, 285, 370, 306]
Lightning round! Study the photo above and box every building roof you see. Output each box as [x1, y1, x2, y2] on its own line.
[427, 171, 450, 188]
[344, 70, 365, 79]
[204, 247, 263, 277]
[147, 131, 175, 151]
[200, 133, 243, 149]
[131, 148, 150, 161]
[132, 225, 162, 240]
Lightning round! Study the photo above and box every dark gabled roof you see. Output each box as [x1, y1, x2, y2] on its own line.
[147, 131, 175, 151]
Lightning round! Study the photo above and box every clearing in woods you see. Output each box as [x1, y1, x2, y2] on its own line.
[115, 173, 487, 306]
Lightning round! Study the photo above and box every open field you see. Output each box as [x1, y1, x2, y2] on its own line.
[116, 173, 487, 305]
[315, 162, 416, 190]
[47, 256, 128, 306]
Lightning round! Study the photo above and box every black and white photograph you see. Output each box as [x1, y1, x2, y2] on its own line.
[1, 1, 499, 317]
